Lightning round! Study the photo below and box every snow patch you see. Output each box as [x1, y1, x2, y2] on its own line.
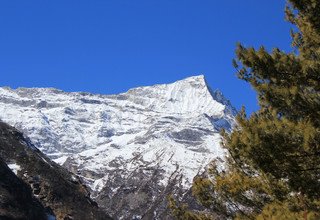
[8, 163, 21, 175]
[53, 156, 69, 165]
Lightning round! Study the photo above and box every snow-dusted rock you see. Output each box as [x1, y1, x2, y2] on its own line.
[0, 75, 236, 219]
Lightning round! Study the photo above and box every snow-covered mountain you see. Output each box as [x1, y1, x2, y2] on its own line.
[0, 75, 236, 219]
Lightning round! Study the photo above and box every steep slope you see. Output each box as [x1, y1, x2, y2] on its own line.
[0, 75, 236, 219]
[0, 158, 48, 220]
[0, 122, 112, 220]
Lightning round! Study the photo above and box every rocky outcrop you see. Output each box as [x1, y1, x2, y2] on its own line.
[0, 158, 48, 220]
[0, 122, 112, 220]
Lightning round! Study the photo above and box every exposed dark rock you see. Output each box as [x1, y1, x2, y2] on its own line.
[0, 157, 48, 220]
[80, 98, 102, 104]
[0, 122, 112, 220]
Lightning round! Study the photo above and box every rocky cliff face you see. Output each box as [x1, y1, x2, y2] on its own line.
[0, 157, 48, 220]
[0, 122, 112, 220]
[0, 75, 236, 219]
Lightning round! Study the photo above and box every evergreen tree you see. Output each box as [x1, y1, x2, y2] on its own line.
[170, 0, 320, 219]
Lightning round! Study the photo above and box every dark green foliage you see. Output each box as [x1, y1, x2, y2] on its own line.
[170, 0, 320, 219]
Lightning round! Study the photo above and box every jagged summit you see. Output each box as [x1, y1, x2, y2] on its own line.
[0, 75, 236, 219]
[1, 74, 206, 95]
[169, 74, 208, 87]
[123, 75, 228, 116]
[1, 75, 235, 117]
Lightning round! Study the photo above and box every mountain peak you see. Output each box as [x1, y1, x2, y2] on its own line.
[176, 75, 237, 116]
[179, 74, 205, 82]
[174, 74, 207, 88]
[0, 75, 237, 219]
[124, 75, 226, 116]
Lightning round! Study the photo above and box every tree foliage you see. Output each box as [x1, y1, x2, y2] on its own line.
[170, 0, 320, 219]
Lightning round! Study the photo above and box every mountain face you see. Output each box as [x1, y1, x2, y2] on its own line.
[0, 122, 112, 220]
[0, 75, 236, 219]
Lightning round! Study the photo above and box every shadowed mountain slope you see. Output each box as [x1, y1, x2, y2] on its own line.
[0, 122, 112, 220]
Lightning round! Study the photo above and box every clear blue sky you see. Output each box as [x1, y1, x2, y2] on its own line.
[0, 0, 292, 114]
